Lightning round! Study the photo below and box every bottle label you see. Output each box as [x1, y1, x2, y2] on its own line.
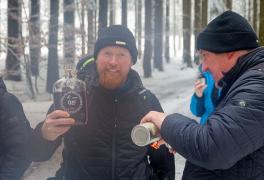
[60, 91, 83, 114]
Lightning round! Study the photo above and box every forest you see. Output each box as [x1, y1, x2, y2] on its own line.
[0, 0, 263, 99]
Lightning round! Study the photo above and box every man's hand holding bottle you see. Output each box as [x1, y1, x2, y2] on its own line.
[41, 110, 75, 141]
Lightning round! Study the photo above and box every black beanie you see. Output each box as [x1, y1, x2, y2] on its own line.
[94, 25, 138, 64]
[197, 10, 259, 53]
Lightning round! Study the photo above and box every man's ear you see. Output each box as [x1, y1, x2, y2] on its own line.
[129, 58, 133, 67]
[226, 52, 235, 60]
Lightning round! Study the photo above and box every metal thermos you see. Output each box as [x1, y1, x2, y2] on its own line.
[131, 122, 161, 146]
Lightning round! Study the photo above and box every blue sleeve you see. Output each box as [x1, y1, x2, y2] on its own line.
[190, 94, 205, 117]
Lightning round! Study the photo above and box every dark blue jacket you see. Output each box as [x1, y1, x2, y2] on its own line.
[161, 47, 264, 180]
[190, 71, 217, 125]
[31, 60, 175, 180]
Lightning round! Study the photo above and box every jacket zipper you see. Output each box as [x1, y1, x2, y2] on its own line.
[112, 98, 118, 180]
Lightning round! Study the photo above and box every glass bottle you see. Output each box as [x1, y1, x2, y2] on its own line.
[53, 64, 88, 125]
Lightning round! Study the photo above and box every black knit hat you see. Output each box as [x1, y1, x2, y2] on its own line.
[197, 10, 259, 53]
[94, 25, 138, 64]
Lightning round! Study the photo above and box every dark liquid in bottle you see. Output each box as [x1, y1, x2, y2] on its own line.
[53, 88, 88, 125]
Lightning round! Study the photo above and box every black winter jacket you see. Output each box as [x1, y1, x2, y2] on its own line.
[161, 47, 264, 180]
[0, 78, 32, 180]
[32, 61, 175, 180]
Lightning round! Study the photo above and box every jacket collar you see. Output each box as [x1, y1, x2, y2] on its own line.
[218, 47, 264, 100]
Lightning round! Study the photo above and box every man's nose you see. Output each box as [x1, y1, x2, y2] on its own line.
[109, 55, 118, 64]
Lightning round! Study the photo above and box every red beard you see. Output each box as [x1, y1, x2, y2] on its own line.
[98, 71, 126, 90]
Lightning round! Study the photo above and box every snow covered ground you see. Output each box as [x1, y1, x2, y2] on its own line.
[4, 59, 198, 180]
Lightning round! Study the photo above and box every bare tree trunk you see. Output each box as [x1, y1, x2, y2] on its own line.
[94, 2, 97, 37]
[165, 0, 170, 63]
[47, 0, 59, 93]
[253, 0, 259, 34]
[259, 0, 264, 46]
[20, 1, 35, 97]
[173, 0, 176, 56]
[224, 0, 232, 10]
[201, 0, 208, 29]
[99, 0, 108, 32]
[143, 0, 152, 78]
[194, 0, 202, 65]
[135, 1, 138, 44]
[109, 0, 115, 25]
[248, 0, 252, 23]
[137, 0, 142, 59]
[242, 0, 248, 20]
[63, 0, 75, 65]
[122, 0, 127, 26]
[81, 0, 85, 56]
[87, 0, 96, 53]
[153, 0, 164, 71]
[5, 0, 22, 81]
[0, 0, 1, 53]
[21, 38, 35, 98]
[29, 0, 40, 77]
[182, 0, 192, 67]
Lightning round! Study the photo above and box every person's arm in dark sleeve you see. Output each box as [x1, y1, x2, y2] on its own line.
[30, 105, 62, 162]
[160, 75, 264, 170]
[190, 94, 205, 117]
[148, 145, 175, 180]
[0, 93, 32, 179]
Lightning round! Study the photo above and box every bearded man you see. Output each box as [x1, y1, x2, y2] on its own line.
[31, 25, 175, 180]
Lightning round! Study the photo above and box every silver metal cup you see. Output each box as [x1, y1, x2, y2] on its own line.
[131, 122, 161, 146]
